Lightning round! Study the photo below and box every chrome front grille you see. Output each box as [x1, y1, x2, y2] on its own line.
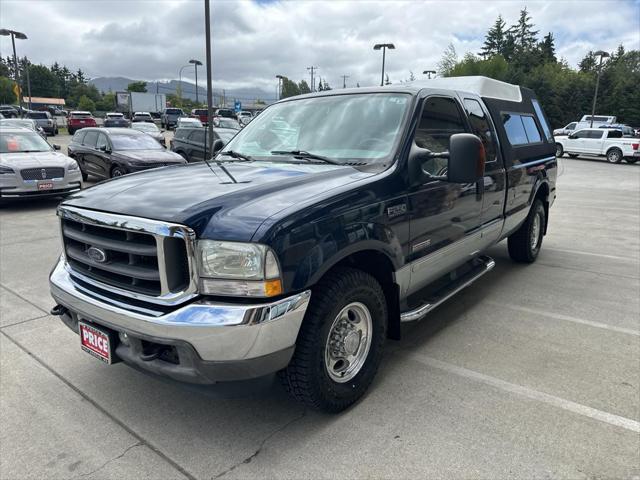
[58, 206, 197, 305]
[21, 167, 65, 180]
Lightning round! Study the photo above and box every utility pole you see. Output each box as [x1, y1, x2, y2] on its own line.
[307, 66, 318, 92]
[204, 0, 214, 157]
[341, 75, 350, 88]
[25, 61, 31, 110]
[590, 50, 610, 127]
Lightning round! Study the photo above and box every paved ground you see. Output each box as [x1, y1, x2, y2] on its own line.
[1, 150, 639, 479]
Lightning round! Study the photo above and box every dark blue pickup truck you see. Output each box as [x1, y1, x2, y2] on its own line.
[50, 76, 557, 412]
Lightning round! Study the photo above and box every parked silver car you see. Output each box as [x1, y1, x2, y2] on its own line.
[0, 127, 82, 201]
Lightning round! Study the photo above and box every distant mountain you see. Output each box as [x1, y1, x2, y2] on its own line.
[89, 77, 275, 106]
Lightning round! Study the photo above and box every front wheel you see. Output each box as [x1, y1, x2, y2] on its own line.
[508, 199, 546, 263]
[110, 166, 126, 178]
[280, 267, 387, 413]
[607, 148, 623, 164]
[555, 143, 564, 157]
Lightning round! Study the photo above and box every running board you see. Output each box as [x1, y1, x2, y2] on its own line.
[400, 255, 496, 323]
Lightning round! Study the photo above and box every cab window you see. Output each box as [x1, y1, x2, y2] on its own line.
[414, 96, 466, 174]
[83, 131, 98, 148]
[463, 98, 497, 163]
[96, 133, 109, 150]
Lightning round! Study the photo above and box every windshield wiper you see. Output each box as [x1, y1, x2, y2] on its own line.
[270, 150, 341, 165]
[219, 150, 253, 162]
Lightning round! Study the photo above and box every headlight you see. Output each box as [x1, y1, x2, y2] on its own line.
[0, 165, 15, 175]
[67, 161, 79, 171]
[197, 240, 282, 297]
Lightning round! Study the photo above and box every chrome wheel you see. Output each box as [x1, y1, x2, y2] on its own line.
[530, 211, 541, 250]
[324, 302, 372, 383]
[607, 150, 621, 163]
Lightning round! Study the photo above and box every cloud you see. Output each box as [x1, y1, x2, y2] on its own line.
[0, 0, 638, 95]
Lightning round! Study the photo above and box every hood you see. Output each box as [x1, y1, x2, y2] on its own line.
[0, 151, 74, 168]
[113, 149, 183, 163]
[62, 161, 375, 241]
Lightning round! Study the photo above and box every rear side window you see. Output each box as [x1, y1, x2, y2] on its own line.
[463, 98, 497, 163]
[502, 113, 542, 146]
[189, 130, 205, 143]
[606, 130, 622, 138]
[29, 112, 48, 119]
[174, 129, 188, 139]
[83, 131, 98, 147]
[531, 99, 552, 141]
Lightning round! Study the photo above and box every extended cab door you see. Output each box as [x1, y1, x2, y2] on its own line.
[583, 129, 606, 154]
[406, 95, 483, 295]
[565, 129, 591, 153]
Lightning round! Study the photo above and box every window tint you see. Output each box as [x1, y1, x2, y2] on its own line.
[174, 128, 188, 139]
[96, 133, 108, 150]
[521, 116, 542, 143]
[606, 130, 622, 138]
[502, 114, 529, 145]
[573, 130, 591, 139]
[189, 130, 205, 143]
[28, 112, 48, 119]
[531, 99, 552, 141]
[567, 123, 577, 129]
[463, 98, 497, 162]
[83, 131, 98, 147]
[72, 130, 86, 144]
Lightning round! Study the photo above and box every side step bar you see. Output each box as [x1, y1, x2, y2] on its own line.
[400, 255, 495, 323]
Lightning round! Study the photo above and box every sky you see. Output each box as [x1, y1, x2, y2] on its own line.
[1, 0, 639, 97]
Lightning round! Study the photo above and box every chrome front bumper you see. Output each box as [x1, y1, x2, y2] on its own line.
[49, 257, 310, 381]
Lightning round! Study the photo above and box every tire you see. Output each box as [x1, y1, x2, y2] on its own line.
[177, 151, 189, 162]
[607, 148, 623, 164]
[68, 127, 75, 135]
[508, 199, 546, 263]
[555, 143, 564, 157]
[110, 166, 126, 178]
[568, 153, 579, 158]
[280, 267, 387, 413]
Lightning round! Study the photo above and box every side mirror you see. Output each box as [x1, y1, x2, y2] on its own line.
[568, 134, 576, 139]
[53, 144, 61, 150]
[99, 145, 110, 153]
[213, 139, 224, 152]
[447, 133, 485, 183]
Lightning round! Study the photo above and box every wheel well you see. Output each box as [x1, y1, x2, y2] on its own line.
[606, 146, 622, 156]
[328, 250, 401, 340]
[535, 183, 550, 234]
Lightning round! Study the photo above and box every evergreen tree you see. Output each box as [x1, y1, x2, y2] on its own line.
[539, 32, 556, 63]
[298, 80, 311, 94]
[76, 69, 86, 83]
[511, 8, 539, 52]
[480, 15, 507, 58]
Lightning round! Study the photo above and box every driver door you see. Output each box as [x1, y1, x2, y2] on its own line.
[406, 95, 483, 295]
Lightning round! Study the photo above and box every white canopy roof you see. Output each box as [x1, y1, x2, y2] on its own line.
[413, 76, 523, 102]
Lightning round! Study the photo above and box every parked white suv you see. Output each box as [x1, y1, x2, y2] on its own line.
[555, 128, 639, 164]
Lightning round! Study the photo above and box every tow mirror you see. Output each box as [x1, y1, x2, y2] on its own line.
[447, 133, 485, 183]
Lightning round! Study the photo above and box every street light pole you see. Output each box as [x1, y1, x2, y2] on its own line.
[178, 64, 192, 105]
[0, 29, 28, 115]
[204, 0, 215, 158]
[341, 74, 350, 88]
[590, 50, 610, 128]
[275, 75, 284, 100]
[423, 70, 436, 79]
[373, 43, 395, 87]
[189, 59, 203, 104]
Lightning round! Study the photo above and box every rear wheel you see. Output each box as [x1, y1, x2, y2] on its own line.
[607, 148, 623, 164]
[280, 267, 387, 413]
[68, 127, 75, 135]
[555, 143, 564, 157]
[508, 199, 546, 263]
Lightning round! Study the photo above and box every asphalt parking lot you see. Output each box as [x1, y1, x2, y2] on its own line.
[1, 147, 639, 479]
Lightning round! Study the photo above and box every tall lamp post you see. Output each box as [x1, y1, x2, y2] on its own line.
[189, 59, 203, 104]
[590, 50, 610, 127]
[275, 74, 284, 100]
[423, 70, 436, 79]
[0, 28, 28, 115]
[373, 43, 395, 87]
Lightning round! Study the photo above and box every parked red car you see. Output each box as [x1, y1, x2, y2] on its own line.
[67, 111, 97, 135]
[191, 108, 209, 125]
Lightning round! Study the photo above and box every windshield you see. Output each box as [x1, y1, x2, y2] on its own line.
[222, 93, 410, 164]
[132, 123, 159, 132]
[110, 134, 163, 150]
[107, 113, 123, 118]
[0, 131, 52, 153]
[215, 130, 236, 142]
[0, 119, 36, 130]
[180, 119, 203, 127]
[217, 119, 240, 129]
[165, 109, 183, 115]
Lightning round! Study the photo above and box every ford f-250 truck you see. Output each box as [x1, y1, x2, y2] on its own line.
[50, 76, 557, 412]
[555, 127, 639, 163]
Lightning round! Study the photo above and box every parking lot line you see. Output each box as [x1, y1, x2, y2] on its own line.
[483, 300, 640, 337]
[407, 353, 640, 433]
[544, 247, 640, 262]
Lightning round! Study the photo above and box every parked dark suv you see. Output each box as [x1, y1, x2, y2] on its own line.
[67, 127, 186, 180]
[51, 77, 557, 412]
[170, 126, 235, 162]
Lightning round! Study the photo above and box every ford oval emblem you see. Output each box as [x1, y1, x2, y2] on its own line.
[87, 246, 108, 263]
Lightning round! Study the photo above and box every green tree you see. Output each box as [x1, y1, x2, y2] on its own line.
[96, 92, 116, 111]
[127, 81, 147, 93]
[438, 43, 458, 76]
[298, 80, 311, 94]
[480, 15, 507, 58]
[281, 77, 301, 98]
[26, 64, 59, 97]
[511, 8, 539, 52]
[539, 33, 556, 63]
[77, 95, 96, 112]
[0, 76, 15, 104]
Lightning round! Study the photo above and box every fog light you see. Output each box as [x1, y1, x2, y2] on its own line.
[119, 332, 130, 346]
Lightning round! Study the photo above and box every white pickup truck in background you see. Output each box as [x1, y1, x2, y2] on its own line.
[555, 128, 640, 164]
